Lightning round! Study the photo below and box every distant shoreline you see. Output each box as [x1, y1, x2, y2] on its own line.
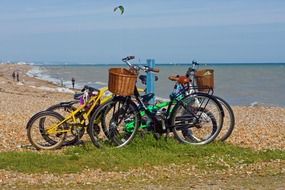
[1, 62, 285, 67]
[30, 62, 285, 67]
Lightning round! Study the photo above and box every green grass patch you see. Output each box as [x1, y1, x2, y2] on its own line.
[0, 136, 284, 173]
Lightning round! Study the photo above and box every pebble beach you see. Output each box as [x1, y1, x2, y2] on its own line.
[0, 64, 72, 152]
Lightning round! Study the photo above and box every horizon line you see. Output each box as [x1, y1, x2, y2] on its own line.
[1, 61, 285, 66]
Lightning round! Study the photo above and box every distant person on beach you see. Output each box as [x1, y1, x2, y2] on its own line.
[60, 78, 64, 87]
[12, 71, 16, 81]
[16, 72, 19, 82]
[71, 77, 75, 89]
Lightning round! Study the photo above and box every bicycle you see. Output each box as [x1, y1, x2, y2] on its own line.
[42, 86, 112, 146]
[186, 61, 235, 141]
[26, 85, 110, 150]
[88, 56, 224, 148]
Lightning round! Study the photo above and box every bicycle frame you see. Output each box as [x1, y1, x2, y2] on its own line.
[46, 87, 110, 135]
[124, 83, 194, 133]
[125, 96, 171, 132]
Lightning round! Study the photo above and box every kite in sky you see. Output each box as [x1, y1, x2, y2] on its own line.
[114, 5, 124, 15]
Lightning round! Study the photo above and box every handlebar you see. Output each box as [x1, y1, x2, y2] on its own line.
[121, 56, 159, 73]
[185, 60, 199, 75]
[122, 56, 135, 62]
[192, 60, 199, 66]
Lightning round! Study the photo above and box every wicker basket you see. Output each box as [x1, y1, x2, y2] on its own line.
[195, 69, 214, 91]
[108, 68, 138, 96]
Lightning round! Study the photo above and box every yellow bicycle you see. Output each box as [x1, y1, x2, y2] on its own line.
[26, 85, 112, 150]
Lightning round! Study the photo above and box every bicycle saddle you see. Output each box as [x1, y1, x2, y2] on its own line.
[74, 93, 83, 100]
[81, 85, 99, 93]
[168, 75, 190, 84]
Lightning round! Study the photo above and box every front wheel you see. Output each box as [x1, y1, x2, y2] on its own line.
[46, 103, 85, 146]
[26, 111, 67, 150]
[98, 96, 141, 148]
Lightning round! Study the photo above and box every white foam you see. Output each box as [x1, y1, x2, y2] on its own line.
[16, 61, 34, 65]
[37, 86, 74, 94]
[0, 61, 34, 65]
[249, 101, 278, 108]
[26, 66, 44, 78]
[250, 101, 259, 107]
[38, 86, 56, 91]
[55, 87, 74, 93]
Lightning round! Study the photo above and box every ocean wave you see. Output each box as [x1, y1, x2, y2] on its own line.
[27, 66, 62, 85]
[16, 61, 35, 65]
[37, 86, 74, 94]
[27, 65, 85, 90]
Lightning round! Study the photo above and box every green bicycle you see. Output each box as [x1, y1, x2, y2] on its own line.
[88, 56, 224, 148]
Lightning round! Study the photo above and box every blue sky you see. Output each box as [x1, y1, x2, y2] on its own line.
[0, 0, 284, 64]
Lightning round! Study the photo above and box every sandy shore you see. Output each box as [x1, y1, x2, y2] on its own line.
[0, 64, 285, 152]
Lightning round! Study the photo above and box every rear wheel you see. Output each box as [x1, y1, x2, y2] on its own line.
[171, 93, 223, 145]
[214, 96, 235, 141]
[27, 111, 67, 150]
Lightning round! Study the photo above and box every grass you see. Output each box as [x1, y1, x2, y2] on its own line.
[0, 136, 284, 174]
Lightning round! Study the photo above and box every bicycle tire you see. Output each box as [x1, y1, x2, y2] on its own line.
[99, 96, 141, 148]
[214, 96, 235, 141]
[46, 103, 85, 146]
[171, 93, 223, 145]
[88, 99, 113, 148]
[26, 111, 67, 150]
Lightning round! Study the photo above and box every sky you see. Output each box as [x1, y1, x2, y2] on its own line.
[0, 0, 284, 64]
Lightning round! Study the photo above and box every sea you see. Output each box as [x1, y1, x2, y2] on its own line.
[26, 63, 285, 107]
